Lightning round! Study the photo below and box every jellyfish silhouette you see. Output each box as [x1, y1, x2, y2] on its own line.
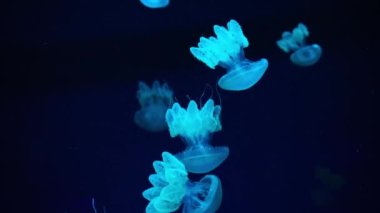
[134, 81, 173, 132]
[143, 152, 223, 213]
[140, 0, 169, 9]
[277, 23, 322, 66]
[165, 99, 229, 173]
[190, 19, 269, 91]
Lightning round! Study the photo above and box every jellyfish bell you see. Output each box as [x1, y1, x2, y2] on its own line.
[290, 44, 322, 67]
[176, 145, 229, 174]
[140, 0, 169, 9]
[183, 175, 223, 213]
[218, 58, 268, 91]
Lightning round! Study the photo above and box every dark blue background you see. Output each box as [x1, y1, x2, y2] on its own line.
[1, 0, 376, 212]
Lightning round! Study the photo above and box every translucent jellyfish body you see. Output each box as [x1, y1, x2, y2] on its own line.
[140, 0, 169, 9]
[165, 99, 229, 173]
[277, 23, 322, 66]
[143, 152, 188, 213]
[190, 19, 269, 91]
[182, 175, 223, 213]
[143, 152, 223, 213]
[134, 81, 173, 132]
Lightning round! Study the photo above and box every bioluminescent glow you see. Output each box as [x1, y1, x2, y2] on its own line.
[277, 23, 322, 66]
[140, 0, 169, 9]
[165, 99, 229, 173]
[190, 19, 268, 91]
[143, 152, 188, 212]
[143, 152, 223, 213]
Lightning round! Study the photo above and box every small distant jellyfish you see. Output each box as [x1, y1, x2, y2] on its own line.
[140, 0, 169, 9]
[134, 81, 173, 132]
[276, 23, 322, 66]
[190, 19, 269, 91]
[143, 151, 223, 213]
[165, 99, 229, 173]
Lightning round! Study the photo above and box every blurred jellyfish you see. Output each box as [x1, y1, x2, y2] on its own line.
[134, 81, 173, 132]
[190, 19, 269, 91]
[277, 23, 322, 66]
[165, 99, 229, 173]
[143, 151, 222, 213]
[140, 0, 169, 9]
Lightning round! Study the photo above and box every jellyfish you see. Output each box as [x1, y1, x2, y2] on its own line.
[276, 23, 322, 66]
[143, 151, 188, 213]
[190, 19, 269, 91]
[143, 151, 223, 213]
[134, 81, 173, 132]
[182, 174, 223, 213]
[165, 99, 229, 173]
[140, 0, 169, 9]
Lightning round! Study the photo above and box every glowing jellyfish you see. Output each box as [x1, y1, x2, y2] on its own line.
[182, 175, 223, 213]
[134, 81, 173, 132]
[143, 151, 188, 213]
[277, 23, 322, 66]
[165, 99, 229, 173]
[143, 152, 223, 213]
[190, 19, 269, 91]
[140, 0, 169, 9]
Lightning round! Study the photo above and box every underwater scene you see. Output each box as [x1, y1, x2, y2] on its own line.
[1, 0, 376, 212]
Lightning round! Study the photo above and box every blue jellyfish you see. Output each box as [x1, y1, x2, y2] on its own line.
[182, 174, 223, 213]
[143, 151, 188, 212]
[140, 0, 169, 9]
[190, 19, 269, 91]
[143, 152, 223, 213]
[277, 23, 322, 66]
[165, 99, 229, 173]
[134, 81, 173, 132]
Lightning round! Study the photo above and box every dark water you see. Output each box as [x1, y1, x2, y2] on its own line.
[1, 0, 376, 212]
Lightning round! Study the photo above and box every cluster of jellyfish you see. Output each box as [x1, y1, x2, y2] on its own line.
[142, 98, 226, 213]
[136, 19, 322, 213]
